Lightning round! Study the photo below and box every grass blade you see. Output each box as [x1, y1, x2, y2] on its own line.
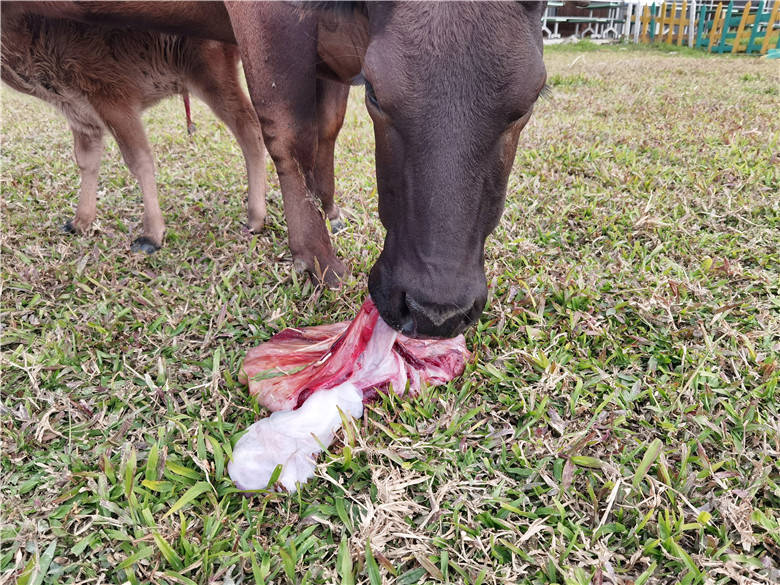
[365, 539, 382, 585]
[153, 532, 183, 570]
[337, 535, 354, 585]
[17, 541, 56, 585]
[163, 481, 212, 518]
[633, 439, 663, 490]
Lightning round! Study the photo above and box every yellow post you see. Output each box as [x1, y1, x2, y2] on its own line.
[677, 0, 689, 45]
[761, 0, 780, 53]
[732, 1, 753, 53]
[667, 2, 677, 43]
[658, 2, 668, 42]
[641, 4, 652, 43]
[736, 12, 757, 52]
[709, 3, 724, 51]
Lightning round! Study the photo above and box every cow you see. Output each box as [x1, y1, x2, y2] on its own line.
[1, 10, 267, 252]
[5, 1, 548, 338]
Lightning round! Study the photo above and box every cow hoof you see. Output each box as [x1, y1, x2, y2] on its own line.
[329, 217, 346, 234]
[292, 256, 347, 288]
[245, 220, 265, 235]
[62, 220, 77, 234]
[131, 237, 161, 254]
[319, 265, 346, 288]
[292, 257, 310, 275]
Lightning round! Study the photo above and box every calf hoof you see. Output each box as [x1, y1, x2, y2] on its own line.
[246, 219, 265, 234]
[62, 218, 91, 234]
[329, 217, 346, 234]
[131, 236, 161, 255]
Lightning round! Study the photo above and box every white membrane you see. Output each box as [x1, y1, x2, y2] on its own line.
[227, 382, 363, 492]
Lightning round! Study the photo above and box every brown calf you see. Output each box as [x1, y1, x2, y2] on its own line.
[1, 11, 266, 252]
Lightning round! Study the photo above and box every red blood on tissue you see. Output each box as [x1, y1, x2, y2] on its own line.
[239, 298, 470, 412]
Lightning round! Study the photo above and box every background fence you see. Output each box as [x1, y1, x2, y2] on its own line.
[542, 0, 780, 54]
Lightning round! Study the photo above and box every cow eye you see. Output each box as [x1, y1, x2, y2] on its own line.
[365, 81, 379, 108]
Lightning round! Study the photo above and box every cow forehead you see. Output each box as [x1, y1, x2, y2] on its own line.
[375, 3, 535, 53]
[364, 3, 542, 91]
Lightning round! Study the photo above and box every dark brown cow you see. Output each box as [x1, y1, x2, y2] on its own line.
[1, 10, 267, 251]
[6, 1, 547, 338]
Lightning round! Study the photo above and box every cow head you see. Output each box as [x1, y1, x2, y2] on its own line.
[320, 2, 548, 337]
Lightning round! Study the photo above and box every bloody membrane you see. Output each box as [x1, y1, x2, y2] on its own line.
[228, 298, 471, 491]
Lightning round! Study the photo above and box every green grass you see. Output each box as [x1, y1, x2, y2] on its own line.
[2, 46, 779, 584]
[545, 39, 725, 58]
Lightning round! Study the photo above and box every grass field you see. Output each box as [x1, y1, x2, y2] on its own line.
[1, 42, 778, 585]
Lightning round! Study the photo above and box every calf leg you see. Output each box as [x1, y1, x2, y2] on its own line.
[314, 79, 350, 234]
[64, 127, 104, 234]
[227, 3, 345, 285]
[98, 107, 165, 253]
[187, 54, 267, 233]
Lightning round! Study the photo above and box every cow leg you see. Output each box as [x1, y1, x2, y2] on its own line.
[187, 56, 267, 233]
[99, 108, 165, 253]
[226, 3, 345, 286]
[315, 79, 350, 234]
[64, 127, 104, 234]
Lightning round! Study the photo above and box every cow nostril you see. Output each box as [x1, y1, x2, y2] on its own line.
[398, 292, 415, 336]
[462, 298, 483, 328]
